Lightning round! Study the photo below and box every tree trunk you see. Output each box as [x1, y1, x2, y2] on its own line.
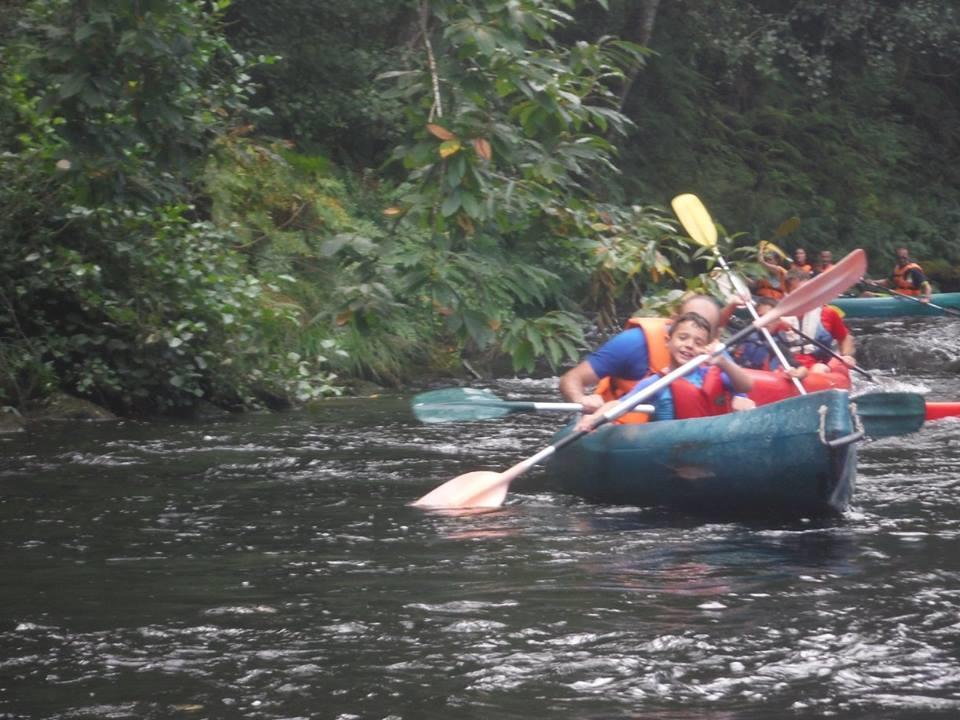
[617, 0, 661, 111]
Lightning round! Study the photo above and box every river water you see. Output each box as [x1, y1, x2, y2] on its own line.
[2, 318, 959, 719]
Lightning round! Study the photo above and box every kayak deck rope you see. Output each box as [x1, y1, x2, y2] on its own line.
[818, 402, 865, 448]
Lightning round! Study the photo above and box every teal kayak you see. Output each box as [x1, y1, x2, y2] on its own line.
[544, 390, 859, 518]
[830, 292, 960, 318]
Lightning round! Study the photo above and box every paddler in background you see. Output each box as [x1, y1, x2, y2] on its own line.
[866, 246, 933, 302]
[781, 271, 856, 375]
[753, 247, 788, 300]
[789, 247, 813, 274]
[814, 250, 835, 276]
[725, 296, 799, 374]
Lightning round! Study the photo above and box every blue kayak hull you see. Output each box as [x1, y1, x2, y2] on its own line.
[544, 390, 858, 518]
[831, 292, 960, 318]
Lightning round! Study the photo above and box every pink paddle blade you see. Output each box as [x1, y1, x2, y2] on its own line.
[412, 470, 509, 508]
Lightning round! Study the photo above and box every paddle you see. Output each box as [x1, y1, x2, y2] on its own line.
[852, 391, 926, 438]
[785, 325, 875, 381]
[926, 401, 960, 421]
[410, 387, 655, 424]
[860, 280, 960, 318]
[412, 248, 867, 509]
[671, 193, 806, 394]
[759, 216, 800, 260]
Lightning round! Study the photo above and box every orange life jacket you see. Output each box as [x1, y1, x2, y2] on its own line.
[754, 278, 784, 300]
[893, 262, 924, 295]
[593, 317, 730, 423]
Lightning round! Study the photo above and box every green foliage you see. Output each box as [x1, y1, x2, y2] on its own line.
[923, 259, 960, 292]
[204, 133, 436, 385]
[205, 133, 354, 271]
[383, 0, 645, 239]
[0, 0, 339, 412]
[379, 0, 663, 371]
[12, 0, 265, 205]
[0, 171, 340, 411]
[6, 0, 960, 412]
[612, 1, 960, 269]
[555, 203, 695, 332]
[500, 311, 585, 374]
[390, 229, 567, 348]
[225, 0, 415, 165]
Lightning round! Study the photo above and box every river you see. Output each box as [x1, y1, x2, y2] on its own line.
[2, 317, 959, 719]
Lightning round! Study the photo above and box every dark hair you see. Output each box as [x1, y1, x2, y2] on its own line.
[669, 311, 712, 337]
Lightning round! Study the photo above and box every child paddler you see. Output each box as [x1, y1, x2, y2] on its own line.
[575, 311, 755, 431]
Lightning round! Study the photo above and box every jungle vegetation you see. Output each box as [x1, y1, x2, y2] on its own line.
[2, 0, 958, 415]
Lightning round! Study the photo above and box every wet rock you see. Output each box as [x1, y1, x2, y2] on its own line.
[347, 379, 388, 396]
[251, 386, 294, 411]
[190, 399, 233, 419]
[0, 407, 26, 434]
[31, 393, 117, 422]
[858, 335, 954, 373]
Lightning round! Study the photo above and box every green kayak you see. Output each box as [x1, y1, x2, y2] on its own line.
[830, 292, 960, 318]
[544, 390, 860, 518]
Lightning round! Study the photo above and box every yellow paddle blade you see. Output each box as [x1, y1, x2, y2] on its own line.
[771, 215, 800, 239]
[671, 193, 717, 248]
[759, 240, 790, 260]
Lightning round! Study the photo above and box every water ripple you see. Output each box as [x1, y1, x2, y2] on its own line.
[3, 365, 960, 718]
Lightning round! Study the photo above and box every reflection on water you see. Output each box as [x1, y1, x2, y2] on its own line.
[2, 328, 960, 719]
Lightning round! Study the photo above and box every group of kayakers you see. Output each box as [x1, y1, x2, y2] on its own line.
[757, 245, 932, 302]
[562, 246, 932, 431]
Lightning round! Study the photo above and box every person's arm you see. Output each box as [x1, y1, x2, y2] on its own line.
[823, 307, 856, 365]
[575, 399, 618, 432]
[559, 361, 603, 411]
[838, 333, 855, 358]
[712, 351, 754, 393]
[712, 361, 756, 411]
[761, 260, 789, 292]
[561, 328, 651, 411]
[770, 265, 788, 294]
[909, 269, 933, 301]
[758, 255, 784, 274]
[574, 374, 669, 430]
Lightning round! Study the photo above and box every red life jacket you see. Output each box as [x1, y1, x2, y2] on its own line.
[669, 365, 732, 419]
[594, 317, 730, 423]
[893, 262, 924, 295]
